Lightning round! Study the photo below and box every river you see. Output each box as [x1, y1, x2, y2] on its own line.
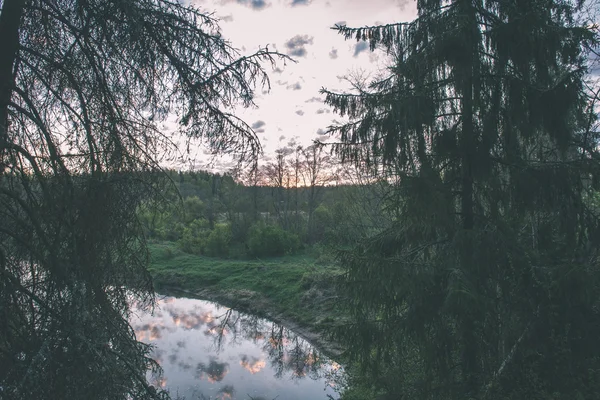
[130, 294, 344, 400]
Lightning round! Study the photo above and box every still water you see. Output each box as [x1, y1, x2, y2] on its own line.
[130, 294, 343, 400]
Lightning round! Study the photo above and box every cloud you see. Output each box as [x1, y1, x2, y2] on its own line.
[196, 358, 229, 383]
[353, 41, 369, 57]
[305, 96, 322, 103]
[369, 52, 380, 63]
[395, 0, 412, 10]
[295, 110, 305, 116]
[218, 385, 235, 397]
[328, 48, 338, 59]
[315, 128, 328, 143]
[284, 35, 314, 57]
[286, 82, 302, 90]
[235, 0, 269, 10]
[278, 135, 286, 141]
[316, 108, 330, 114]
[277, 145, 295, 156]
[240, 355, 266, 374]
[165, 307, 215, 330]
[178, 361, 192, 370]
[252, 120, 266, 133]
[251, 120, 266, 129]
[291, 0, 310, 5]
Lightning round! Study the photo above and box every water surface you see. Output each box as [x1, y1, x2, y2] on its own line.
[131, 295, 343, 399]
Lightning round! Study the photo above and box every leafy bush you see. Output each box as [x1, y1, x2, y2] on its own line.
[137, 203, 185, 241]
[247, 222, 300, 257]
[178, 218, 210, 254]
[182, 196, 205, 224]
[229, 213, 254, 243]
[155, 221, 185, 241]
[204, 223, 232, 257]
[311, 204, 333, 242]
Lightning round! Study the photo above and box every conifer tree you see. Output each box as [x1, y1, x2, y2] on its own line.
[322, 1, 600, 398]
[0, 0, 285, 398]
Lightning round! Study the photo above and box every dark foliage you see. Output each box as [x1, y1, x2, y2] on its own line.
[322, 1, 600, 398]
[247, 222, 301, 257]
[0, 0, 286, 398]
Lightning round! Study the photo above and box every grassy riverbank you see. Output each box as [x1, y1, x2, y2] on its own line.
[148, 241, 345, 352]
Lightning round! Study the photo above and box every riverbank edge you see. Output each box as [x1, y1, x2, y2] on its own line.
[147, 241, 346, 359]
[156, 285, 345, 359]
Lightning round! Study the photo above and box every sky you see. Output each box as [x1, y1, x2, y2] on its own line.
[177, 0, 418, 171]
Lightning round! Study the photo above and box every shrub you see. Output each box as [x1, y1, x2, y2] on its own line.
[155, 221, 185, 241]
[311, 204, 332, 242]
[182, 196, 205, 224]
[229, 213, 254, 243]
[204, 223, 232, 257]
[247, 222, 300, 257]
[178, 218, 210, 254]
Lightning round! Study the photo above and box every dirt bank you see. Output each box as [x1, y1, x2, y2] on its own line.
[157, 285, 345, 359]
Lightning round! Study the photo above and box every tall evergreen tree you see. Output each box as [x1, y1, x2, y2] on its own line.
[0, 0, 285, 398]
[322, 1, 600, 398]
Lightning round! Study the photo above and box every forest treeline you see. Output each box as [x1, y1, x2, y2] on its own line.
[140, 157, 386, 257]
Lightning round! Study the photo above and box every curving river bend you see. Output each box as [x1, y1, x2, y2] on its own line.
[130, 294, 344, 400]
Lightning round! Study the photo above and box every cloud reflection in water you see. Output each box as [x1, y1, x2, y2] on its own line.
[196, 357, 229, 382]
[130, 295, 342, 400]
[239, 354, 266, 374]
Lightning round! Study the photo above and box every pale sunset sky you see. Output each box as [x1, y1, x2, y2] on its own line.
[172, 0, 598, 171]
[173, 0, 418, 171]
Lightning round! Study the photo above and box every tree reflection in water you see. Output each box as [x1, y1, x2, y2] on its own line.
[131, 295, 343, 399]
[207, 303, 328, 381]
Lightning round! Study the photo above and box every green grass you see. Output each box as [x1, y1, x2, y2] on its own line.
[147, 241, 343, 330]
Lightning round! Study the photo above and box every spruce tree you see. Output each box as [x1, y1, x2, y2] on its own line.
[322, 1, 600, 398]
[0, 0, 285, 398]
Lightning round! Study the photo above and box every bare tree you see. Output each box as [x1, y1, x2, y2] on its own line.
[300, 144, 334, 241]
[290, 145, 303, 232]
[263, 147, 293, 228]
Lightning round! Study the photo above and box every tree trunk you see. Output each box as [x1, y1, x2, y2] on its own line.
[0, 0, 25, 144]
[459, 0, 478, 395]
[461, 15, 475, 233]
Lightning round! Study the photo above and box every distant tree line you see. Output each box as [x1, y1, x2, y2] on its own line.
[139, 146, 389, 258]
